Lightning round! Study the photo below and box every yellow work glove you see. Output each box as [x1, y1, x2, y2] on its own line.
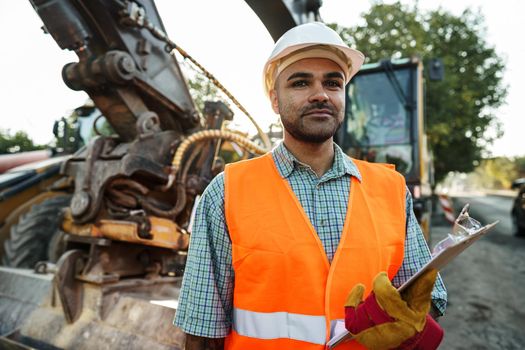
[344, 269, 439, 350]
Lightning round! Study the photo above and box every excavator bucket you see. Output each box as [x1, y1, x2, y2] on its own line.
[0, 265, 185, 349]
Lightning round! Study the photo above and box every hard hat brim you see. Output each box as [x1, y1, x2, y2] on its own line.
[263, 42, 365, 96]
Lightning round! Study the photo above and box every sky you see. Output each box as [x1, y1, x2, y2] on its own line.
[0, 0, 522, 157]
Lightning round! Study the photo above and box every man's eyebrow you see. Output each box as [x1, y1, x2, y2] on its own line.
[325, 72, 345, 80]
[287, 72, 313, 81]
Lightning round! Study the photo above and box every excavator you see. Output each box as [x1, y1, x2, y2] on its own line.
[0, 0, 322, 349]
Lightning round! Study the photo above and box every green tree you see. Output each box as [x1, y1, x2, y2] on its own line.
[332, 1, 507, 183]
[184, 70, 222, 114]
[0, 129, 44, 154]
[514, 156, 525, 178]
[471, 157, 517, 189]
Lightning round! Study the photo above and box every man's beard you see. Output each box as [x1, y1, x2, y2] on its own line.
[280, 101, 343, 143]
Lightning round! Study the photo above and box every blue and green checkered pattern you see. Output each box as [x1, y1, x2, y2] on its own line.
[174, 143, 447, 338]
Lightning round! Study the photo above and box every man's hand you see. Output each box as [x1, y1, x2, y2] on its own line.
[185, 334, 224, 350]
[344, 269, 443, 350]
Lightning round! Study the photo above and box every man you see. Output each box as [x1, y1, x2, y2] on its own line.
[174, 22, 447, 349]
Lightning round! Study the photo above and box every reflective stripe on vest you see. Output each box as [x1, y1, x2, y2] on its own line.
[233, 308, 326, 345]
[224, 153, 406, 349]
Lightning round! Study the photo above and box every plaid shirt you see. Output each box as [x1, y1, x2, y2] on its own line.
[174, 142, 447, 338]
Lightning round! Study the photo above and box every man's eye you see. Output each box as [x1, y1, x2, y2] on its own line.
[291, 80, 308, 87]
[325, 80, 342, 88]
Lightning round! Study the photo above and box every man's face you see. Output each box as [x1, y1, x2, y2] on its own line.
[270, 58, 346, 144]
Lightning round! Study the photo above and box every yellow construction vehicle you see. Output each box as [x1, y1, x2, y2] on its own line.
[336, 58, 436, 239]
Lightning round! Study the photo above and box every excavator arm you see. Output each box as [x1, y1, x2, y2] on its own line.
[30, 0, 199, 142]
[245, 0, 323, 41]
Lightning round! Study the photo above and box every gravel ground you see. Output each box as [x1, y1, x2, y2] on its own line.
[432, 210, 525, 349]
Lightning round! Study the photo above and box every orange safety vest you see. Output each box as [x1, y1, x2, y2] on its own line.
[224, 153, 406, 349]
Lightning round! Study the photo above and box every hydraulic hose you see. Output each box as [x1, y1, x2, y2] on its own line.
[162, 129, 267, 191]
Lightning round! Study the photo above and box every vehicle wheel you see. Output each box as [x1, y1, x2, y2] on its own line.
[2, 195, 71, 268]
[512, 213, 525, 237]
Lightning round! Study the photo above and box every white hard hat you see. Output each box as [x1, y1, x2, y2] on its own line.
[263, 22, 365, 96]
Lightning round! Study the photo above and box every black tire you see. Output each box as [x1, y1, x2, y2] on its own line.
[512, 213, 525, 237]
[2, 195, 71, 268]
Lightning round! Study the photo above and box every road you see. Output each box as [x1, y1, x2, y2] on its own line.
[433, 194, 525, 349]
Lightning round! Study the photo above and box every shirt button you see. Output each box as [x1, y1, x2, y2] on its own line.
[320, 219, 326, 226]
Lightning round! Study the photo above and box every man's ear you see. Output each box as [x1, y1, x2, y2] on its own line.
[269, 89, 280, 114]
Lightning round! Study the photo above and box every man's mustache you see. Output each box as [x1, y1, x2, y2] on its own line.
[300, 102, 336, 116]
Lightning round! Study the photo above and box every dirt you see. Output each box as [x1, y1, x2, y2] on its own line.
[432, 209, 525, 349]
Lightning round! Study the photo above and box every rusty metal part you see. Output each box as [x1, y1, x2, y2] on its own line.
[211, 156, 226, 176]
[70, 137, 105, 218]
[82, 137, 105, 192]
[63, 129, 177, 224]
[57, 234, 186, 285]
[126, 215, 153, 239]
[32, 0, 200, 140]
[147, 102, 235, 218]
[99, 275, 182, 294]
[120, 4, 271, 150]
[63, 235, 117, 285]
[110, 178, 149, 195]
[137, 131, 222, 217]
[105, 178, 153, 215]
[105, 199, 131, 218]
[185, 175, 209, 197]
[91, 217, 189, 250]
[54, 249, 85, 323]
[91, 113, 107, 136]
[180, 143, 206, 188]
[106, 187, 139, 208]
[62, 50, 137, 91]
[62, 209, 93, 236]
[194, 101, 230, 181]
[136, 111, 162, 137]
[140, 182, 187, 219]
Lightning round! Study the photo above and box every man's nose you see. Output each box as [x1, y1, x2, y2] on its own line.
[308, 82, 329, 103]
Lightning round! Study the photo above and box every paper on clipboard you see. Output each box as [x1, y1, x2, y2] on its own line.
[326, 219, 499, 349]
[397, 220, 498, 293]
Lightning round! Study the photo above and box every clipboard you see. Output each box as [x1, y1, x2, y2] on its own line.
[397, 220, 498, 293]
[326, 219, 499, 349]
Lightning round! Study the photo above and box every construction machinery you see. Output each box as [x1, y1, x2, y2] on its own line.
[0, 1, 440, 347]
[336, 58, 435, 238]
[0, 0, 322, 348]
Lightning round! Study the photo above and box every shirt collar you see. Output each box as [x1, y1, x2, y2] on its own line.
[271, 142, 362, 182]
